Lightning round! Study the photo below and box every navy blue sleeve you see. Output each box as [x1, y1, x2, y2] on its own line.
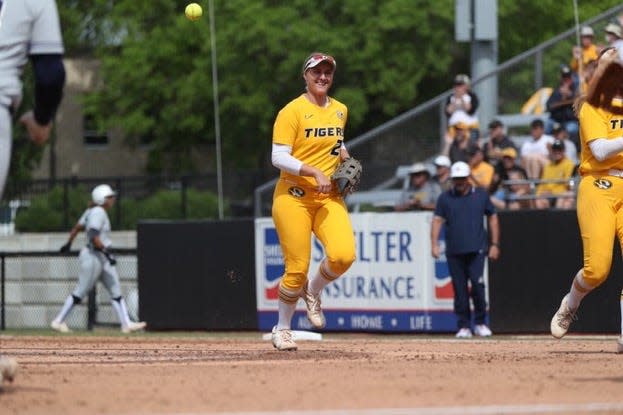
[434, 192, 447, 218]
[483, 189, 496, 216]
[30, 54, 66, 125]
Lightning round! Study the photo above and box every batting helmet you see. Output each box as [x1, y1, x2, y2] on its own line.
[92, 184, 116, 206]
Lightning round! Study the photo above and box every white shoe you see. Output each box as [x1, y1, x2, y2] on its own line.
[302, 283, 326, 329]
[617, 336, 623, 354]
[51, 320, 71, 333]
[474, 324, 493, 337]
[0, 356, 18, 383]
[455, 328, 473, 338]
[121, 321, 146, 333]
[271, 326, 297, 351]
[550, 294, 577, 339]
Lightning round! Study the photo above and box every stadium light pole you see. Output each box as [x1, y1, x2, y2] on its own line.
[208, 0, 224, 220]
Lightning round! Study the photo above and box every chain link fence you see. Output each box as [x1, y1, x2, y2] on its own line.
[0, 249, 138, 331]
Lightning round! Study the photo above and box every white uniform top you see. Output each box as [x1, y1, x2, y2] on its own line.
[83, 206, 113, 249]
[520, 134, 555, 157]
[0, 0, 64, 108]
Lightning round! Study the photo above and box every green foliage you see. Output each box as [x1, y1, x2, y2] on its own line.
[14, 186, 90, 232]
[11, 1, 623, 181]
[15, 187, 224, 232]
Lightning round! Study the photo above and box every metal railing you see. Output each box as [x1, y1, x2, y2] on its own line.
[253, 5, 623, 217]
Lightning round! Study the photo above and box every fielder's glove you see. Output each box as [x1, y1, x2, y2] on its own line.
[59, 241, 72, 253]
[332, 157, 362, 196]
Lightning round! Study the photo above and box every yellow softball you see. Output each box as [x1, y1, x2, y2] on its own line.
[185, 3, 202, 21]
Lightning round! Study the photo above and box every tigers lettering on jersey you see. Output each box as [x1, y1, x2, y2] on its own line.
[304, 127, 344, 138]
[609, 119, 623, 129]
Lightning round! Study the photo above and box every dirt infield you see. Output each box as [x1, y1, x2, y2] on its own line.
[2, 332, 623, 415]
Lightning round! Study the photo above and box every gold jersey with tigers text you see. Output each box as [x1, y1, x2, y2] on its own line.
[578, 102, 623, 175]
[272, 94, 347, 189]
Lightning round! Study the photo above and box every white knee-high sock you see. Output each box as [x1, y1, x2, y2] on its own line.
[567, 270, 591, 311]
[54, 295, 76, 323]
[111, 297, 131, 328]
[308, 260, 338, 295]
[277, 300, 297, 330]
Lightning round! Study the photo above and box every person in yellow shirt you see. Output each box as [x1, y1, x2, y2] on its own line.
[551, 47, 623, 352]
[569, 26, 599, 80]
[466, 145, 494, 190]
[270, 52, 356, 351]
[534, 139, 576, 209]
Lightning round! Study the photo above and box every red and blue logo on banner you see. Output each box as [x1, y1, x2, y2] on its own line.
[263, 228, 283, 300]
[434, 227, 454, 300]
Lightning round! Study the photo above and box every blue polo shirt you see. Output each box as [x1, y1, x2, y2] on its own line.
[434, 186, 496, 255]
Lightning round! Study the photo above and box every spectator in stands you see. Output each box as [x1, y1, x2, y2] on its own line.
[467, 144, 494, 190]
[445, 74, 480, 143]
[491, 167, 533, 211]
[551, 123, 578, 166]
[394, 162, 441, 211]
[604, 23, 623, 61]
[490, 147, 522, 196]
[546, 64, 579, 142]
[443, 121, 472, 163]
[534, 139, 576, 210]
[433, 155, 452, 191]
[484, 119, 517, 167]
[570, 26, 599, 90]
[520, 119, 555, 180]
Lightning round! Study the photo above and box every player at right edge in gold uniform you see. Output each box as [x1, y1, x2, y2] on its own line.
[270, 52, 356, 351]
[551, 47, 623, 352]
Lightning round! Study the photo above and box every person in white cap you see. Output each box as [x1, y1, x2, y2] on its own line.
[431, 161, 500, 338]
[433, 155, 452, 191]
[394, 162, 441, 211]
[570, 25, 599, 85]
[604, 23, 623, 61]
[51, 185, 147, 334]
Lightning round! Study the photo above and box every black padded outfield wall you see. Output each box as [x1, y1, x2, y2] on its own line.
[137, 219, 257, 330]
[489, 210, 622, 334]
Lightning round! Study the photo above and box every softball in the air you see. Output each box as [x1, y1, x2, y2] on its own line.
[185, 3, 202, 21]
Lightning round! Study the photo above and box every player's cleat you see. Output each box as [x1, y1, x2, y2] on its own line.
[302, 283, 326, 329]
[0, 356, 18, 383]
[121, 321, 146, 334]
[271, 326, 297, 351]
[474, 324, 493, 337]
[550, 294, 577, 339]
[455, 328, 473, 338]
[51, 320, 71, 333]
[617, 336, 623, 354]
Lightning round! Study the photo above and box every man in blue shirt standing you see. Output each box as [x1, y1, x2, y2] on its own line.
[431, 161, 500, 338]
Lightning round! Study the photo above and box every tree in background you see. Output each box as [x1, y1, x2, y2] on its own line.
[10, 0, 623, 181]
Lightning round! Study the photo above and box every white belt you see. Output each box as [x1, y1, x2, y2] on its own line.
[608, 169, 623, 178]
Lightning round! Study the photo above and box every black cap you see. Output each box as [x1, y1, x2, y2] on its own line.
[488, 119, 503, 129]
[560, 65, 572, 77]
[552, 139, 565, 151]
[530, 119, 544, 129]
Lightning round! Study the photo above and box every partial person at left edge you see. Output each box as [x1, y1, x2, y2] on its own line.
[0, 0, 66, 389]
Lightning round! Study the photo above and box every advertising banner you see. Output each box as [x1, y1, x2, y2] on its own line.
[255, 212, 488, 332]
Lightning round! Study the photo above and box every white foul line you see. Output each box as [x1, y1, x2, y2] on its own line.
[168, 402, 623, 415]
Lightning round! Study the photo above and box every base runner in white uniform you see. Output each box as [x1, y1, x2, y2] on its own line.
[51, 185, 147, 334]
[0, 0, 66, 389]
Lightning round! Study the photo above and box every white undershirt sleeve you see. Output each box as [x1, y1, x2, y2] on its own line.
[272, 144, 303, 175]
[588, 137, 623, 162]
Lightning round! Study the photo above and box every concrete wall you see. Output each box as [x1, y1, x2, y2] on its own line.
[1, 232, 138, 330]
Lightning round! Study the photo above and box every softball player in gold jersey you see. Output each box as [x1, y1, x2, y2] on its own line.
[551, 48, 623, 352]
[270, 53, 356, 350]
